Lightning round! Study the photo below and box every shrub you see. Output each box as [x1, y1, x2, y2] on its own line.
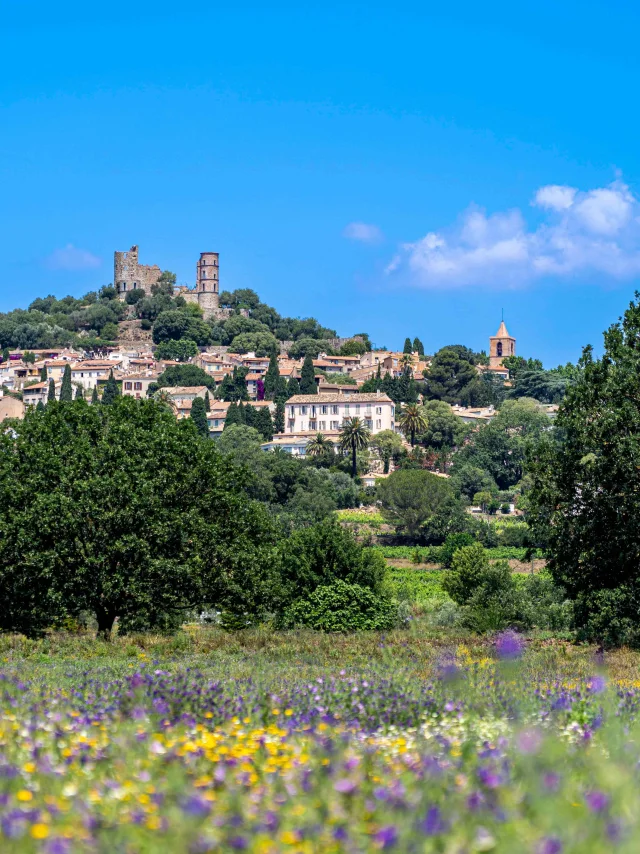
[439, 532, 476, 568]
[279, 580, 398, 632]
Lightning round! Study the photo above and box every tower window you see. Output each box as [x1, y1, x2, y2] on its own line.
[497, 342, 503, 357]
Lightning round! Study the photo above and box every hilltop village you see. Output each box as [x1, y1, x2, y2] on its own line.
[0, 245, 562, 473]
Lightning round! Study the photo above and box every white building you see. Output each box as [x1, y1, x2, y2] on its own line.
[285, 392, 395, 435]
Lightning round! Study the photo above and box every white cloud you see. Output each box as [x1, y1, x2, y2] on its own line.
[388, 180, 640, 288]
[45, 244, 101, 271]
[343, 222, 383, 243]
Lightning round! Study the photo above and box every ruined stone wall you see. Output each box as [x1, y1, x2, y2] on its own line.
[114, 246, 162, 299]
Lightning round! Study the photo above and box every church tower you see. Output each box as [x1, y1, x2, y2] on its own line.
[489, 320, 516, 368]
[195, 252, 220, 320]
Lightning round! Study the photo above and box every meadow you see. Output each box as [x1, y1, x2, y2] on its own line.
[3, 627, 640, 852]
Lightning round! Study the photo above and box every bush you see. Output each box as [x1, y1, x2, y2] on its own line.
[439, 532, 476, 568]
[140, 319, 152, 331]
[278, 580, 398, 632]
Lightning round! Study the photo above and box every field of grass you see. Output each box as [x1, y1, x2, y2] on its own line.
[372, 545, 544, 563]
[3, 628, 640, 851]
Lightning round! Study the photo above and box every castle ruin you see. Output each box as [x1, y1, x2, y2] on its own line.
[114, 246, 222, 321]
[114, 246, 162, 299]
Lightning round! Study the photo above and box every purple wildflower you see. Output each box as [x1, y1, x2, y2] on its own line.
[334, 778, 357, 794]
[585, 791, 609, 813]
[374, 826, 398, 849]
[495, 630, 523, 660]
[537, 838, 563, 854]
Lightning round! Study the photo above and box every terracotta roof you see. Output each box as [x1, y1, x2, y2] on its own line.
[122, 373, 158, 381]
[287, 393, 393, 404]
[164, 386, 209, 396]
[245, 373, 262, 381]
[492, 320, 513, 339]
[23, 382, 48, 391]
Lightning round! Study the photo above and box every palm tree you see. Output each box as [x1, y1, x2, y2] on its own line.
[338, 416, 371, 478]
[306, 432, 334, 457]
[400, 352, 414, 369]
[154, 389, 177, 414]
[398, 403, 428, 447]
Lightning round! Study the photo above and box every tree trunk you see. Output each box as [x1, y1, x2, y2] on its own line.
[95, 606, 116, 640]
[411, 429, 415, 447]
[352, 444, 357, 478]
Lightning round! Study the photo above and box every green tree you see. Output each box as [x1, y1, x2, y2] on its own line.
[154, 339, 198, 362]
[91, 386, 99, 405]
[59, 364, 73, 402]
[417, 400, 467, 449]
[75, 386, 84, 400]
[528, 295, 640, 646]
[338, 416, 371, 478]
[35, 400, 44, 413]
[274, 400, 285, 433]
[40, 365, 47, 382]
[190, 396, 209, 437]
[398, 403, 428, 447]
[223, 402, 242, 429]
[299, 353, 317, 394]
[413, 337, 425, 356]
[403, 337, 413, 354]
[47, 379, 56, 403]
[424, 347, 482, 405]
[264, 352, 284, 400]
[369, 429, 404, 473]
[101, 370, 120, 405]
[157, 364, 216, 392]
[204, 390, 211, 412]
[502, 355, 544, 380]
[377, 468, 457, 537]
[101, 322, 119, 341]
[306, 432, 334, 457]
[0, 398, 277, 637]
[254, 407, 274, 441]
[286, 376, 300, 398]
[228, 330, 279, 357]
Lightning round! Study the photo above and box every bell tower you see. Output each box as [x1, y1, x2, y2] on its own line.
[489, 319, 516, 368]
[195, 252, 220, 320]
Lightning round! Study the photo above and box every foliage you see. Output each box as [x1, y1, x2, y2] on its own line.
[439, 532, 476, 567]
[377, 469, 460, 538]
[306, 432, 334, 456]
[152, 310, 211, 346]
[156, 364, 216, 392]
[228, 330, 279, 356]
[279, 580, 398, 632]
[59, 363, 73, 402]
[299, 352, 317, 394]
[215, 366, 249, 401]
[398, 403, 428, 446]
[101, 370, 120, 405]
[339, 339, 367, 356]
[0, 398, 278, 637]
[369, 429, 404, 473]
[338, 416, 371, 478]
[423, 346, 484, 405]
[190, 396, 209, 437]
[263, 352, 287, 401]
[154, 339, 198, 362]
[528, 294, 640, 647]
[502, 355, 543, 379]
[416, 400, 468, 450]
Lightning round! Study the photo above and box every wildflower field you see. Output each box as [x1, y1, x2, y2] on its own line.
[2, 629, 640, 852]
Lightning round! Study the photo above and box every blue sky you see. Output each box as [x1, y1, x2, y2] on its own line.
[3, 0, 640, 364]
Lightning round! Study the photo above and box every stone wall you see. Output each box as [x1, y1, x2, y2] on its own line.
[114, 246, 162, 299]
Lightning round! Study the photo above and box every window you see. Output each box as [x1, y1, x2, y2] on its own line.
[497, 342, 503, 357]
[134, 382, 142, 391]
[332, 405, 339, 415]
[355, 404, 360, 414]
[330, 421, 339, 430]
[288, 407, 295, 417]
[344, 404, 350, 414]
[300, 406, 307, 415]
[376, 419, 382, 429]
[376, 406, 382, 415]
[365, 419, 373, 429]
[309, 420, 317, 431]
[319, 421, 326, 430]
[124, 382, 132, 390]
[321, 405, 328, 414]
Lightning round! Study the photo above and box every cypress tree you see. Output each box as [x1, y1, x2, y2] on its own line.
[286, 376, 300, 399]
[299, 353, 317, 394]
[403, 337, 413, 354]
[60, 364, 73, 402]
[381, 371, 397, 401]
[47, 379, 56, 403]
[190, 396, 209, 437]
[243, 403, 256, 428]
[35, 400, 45, 413]
[91, 386, 99, 405]
[413, 337, 425, 357]
[75, 386, 84, 400]
[224, 401, 241, 428]
[255, 407, 273, 441]
[274, 400, 285, 434]
[264, 352, 281, 400]
[204, 390, 211, 412]
[40, 365, 47, 382]
[102, 370, 120, 405]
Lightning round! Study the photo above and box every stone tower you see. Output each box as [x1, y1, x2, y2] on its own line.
[489, 320, 516, 367]
[194, 252, 220, 320]
[114, 246, 162, 299]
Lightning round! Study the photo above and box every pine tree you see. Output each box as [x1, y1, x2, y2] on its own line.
[75, 386, 84, 400]
[47, 379, 56, 403]
[274, 400, 285, 434]
[190, 397, 209, 437]
[204, 391, 211, 412]
[91, 387, 99, 405]
[60, 364, 73, 402]
[286, 377, 300, 399]
[403, 337, 413, 354]
[381, 371, 397, 402]
[299, 353, 317, 394]
[35, 400, 45, 413]
[102, 370, 120, 405]
[255, 407, 273, 441]
[264, 352, 281, 400]
[413, 337, 425, 357]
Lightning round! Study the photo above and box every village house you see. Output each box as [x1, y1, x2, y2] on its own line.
[207, 399, 275, 436]
[121, 373, 159, 400]
[284, 392, 395, 435]
[0, 394, 25, 422]
[316, 354, 362, 372]
[260, 435, 310, 456]
[71, 360, 123, 392]
[44, 360, 71, 384]
[23, 382, 56, 407]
